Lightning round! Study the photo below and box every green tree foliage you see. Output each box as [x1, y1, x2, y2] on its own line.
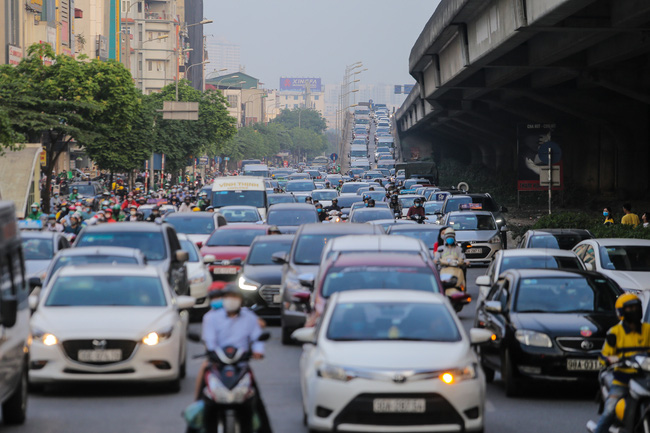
[271, 108, 327, 134]
[289, 127, 327, 160]
[221, 123, 294, 164]
[149, 80, 237, 174]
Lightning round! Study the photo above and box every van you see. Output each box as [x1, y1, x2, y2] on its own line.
[211, 176, 269, 218]
[243, 164, 270, 178]
[350, 145, 368, 159]
[240, 159, 262, 171]
[0, 201, 29, 424]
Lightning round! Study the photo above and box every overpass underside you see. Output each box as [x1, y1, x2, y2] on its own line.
[397, 0, 650, 196]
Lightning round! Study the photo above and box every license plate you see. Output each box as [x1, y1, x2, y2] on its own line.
[567, 358, 600, 371]
[273, 294, 282, 303]
[373, 398, 426, 413]
[213, 267, 238, 275]
[466, 248, 482, 254]
[78, 349, 122, 363]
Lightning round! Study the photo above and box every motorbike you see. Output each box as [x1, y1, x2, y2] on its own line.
[409, 214, 426, 224]
[438, 257, 471, 313]
[186, 332, 270, 433]
[587, 354, 650, 433]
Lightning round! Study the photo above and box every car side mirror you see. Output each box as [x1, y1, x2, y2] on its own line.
[203, 254, 216, 264]
[176, 295, 196, 310]
[28, 276, 42, 291]
[584, 262, 594, 271]
[271, 251, 288, 265]
[469, 328, 494, 345]
[291, 327, 316, 344]
[175, 250, 189, 263]
[0, 297, 18, 328]
[230, 258, 243, 266]
[475, 275, 491, 287]
[298, 273, 315, 289]
[485, 301, 503, 314]
[29, 294, 39, 311]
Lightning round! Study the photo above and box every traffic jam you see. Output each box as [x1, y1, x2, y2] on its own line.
[2, 103, 649, 433]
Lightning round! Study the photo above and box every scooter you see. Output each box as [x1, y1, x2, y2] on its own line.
[438, 258, 471, 313]
[586, 354, 650, 433]
[410, 214, 426, 224]
[186, 332, 270, 433]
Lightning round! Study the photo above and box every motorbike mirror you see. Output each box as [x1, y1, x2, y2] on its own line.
[28, 294, 39, 311]
[187, 330, 202, 343]
[485, 301, 503, 314]
[441, 276, 459, 289]
[258, 332, 271, 342]
[475, 275, 491, 287]
[271, 251, 288, 265]
[28, 276, 42, 292]
[291, 327, 316, 344]
[469, 328, 494, 345]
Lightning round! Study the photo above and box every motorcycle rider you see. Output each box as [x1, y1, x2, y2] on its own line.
[406, 198, 426, 220]
[326, 198, 341, 212]
[178, 196, 194, 213]
[434, 228, 465, 264]
[389, 194, 402, 217]
[315, 203, 327, 222]
[68, 187, 80, 202]
[145, 206, 161, 222]
[26, 202, 43, 221]
[366, 198, 376, 208]
[593, 293, 650, 433]
[45, 214, 63, 232]
[124, 205, 139, 222]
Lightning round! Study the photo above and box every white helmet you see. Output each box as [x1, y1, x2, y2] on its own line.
[442, 228, 456, 239]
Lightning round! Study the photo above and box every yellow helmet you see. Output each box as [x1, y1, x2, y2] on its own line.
[615, 293, 642, 321]
[192, 207, 201, 212]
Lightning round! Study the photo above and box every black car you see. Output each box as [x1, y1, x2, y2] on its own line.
[265, 203, 319, 234]
[69, 182, 103, 210]
[518, 229, 594, 250]
[239, 235, 294, 319]
[475, 269, 622, 396]
[267, 193, 298, 206]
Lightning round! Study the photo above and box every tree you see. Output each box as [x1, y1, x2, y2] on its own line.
[149, 81, 237, 174]
[289, 127, 327, 160]
[271, 108, 327, 134]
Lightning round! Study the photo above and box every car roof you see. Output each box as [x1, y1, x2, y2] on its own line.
[530, 228, 592, 236]
[21, 231, 60, 239]
[219, 205, 258, 210]
[329, 234, 424, 250]
[57, 246, 142, 257]
[164, 212, 215, 219]
[251, 234, 295, 243]
[331, 252, 427, 267]
[447, 210, 494, 217]
[499, 248, 579, 258]
[298, 222, 381, 235]
[55, 264, 160, 277]
[312, 189, 338, 193]
[590, 238, 650, 246]
[268, 203, 316, 210]
[216, 224, 269, 231]
[287, 179, 314, 183]
[334, 290, 446, 304]
[388, 224, 445, 232]
[504, 268, 595, 279]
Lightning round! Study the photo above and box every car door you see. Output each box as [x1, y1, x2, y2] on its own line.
[480, 277, 511, 371]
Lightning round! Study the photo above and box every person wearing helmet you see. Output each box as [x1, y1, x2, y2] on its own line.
[26, 202, 43, 221]
[104, 208, 117, 223]
[434, 228, 465, 265]
[366, 198, 376, 208]
[146, 206, 161, 222]
[45, 214, 63, 232]
[178, 196, 193, 213]
[389, 194, 402, 217]
[197, 191, 210, 210]
[326, 198, 341, 212]
[64, 213, 83, 235]
[305, 196, 313, 205]
[124, 204, 139, 221]
[337, 179, 344, 192]
[121, 193, 138, 211]
[594, 294, 650, 433]
[69, 187, 80, 201]
[406, 197, 426, 220]
[268, 225, 282, 235]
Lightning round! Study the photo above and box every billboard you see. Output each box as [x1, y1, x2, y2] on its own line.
[517, 123, 563, 191]
[279, 77, 322, 92]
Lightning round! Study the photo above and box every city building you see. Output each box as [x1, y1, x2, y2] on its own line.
[205, 37, 240, 77]
[276, 77, 325, 117]
[205, 72, 263, 128]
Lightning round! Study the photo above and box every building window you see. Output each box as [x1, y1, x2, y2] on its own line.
[148, 61, 152, 71]
[138, 60, 142, 71]
[227, 95, 238, 107]
[294, 96, 298, 100]
[156, 61, 162, 71]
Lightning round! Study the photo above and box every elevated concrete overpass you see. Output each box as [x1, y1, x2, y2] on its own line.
[396, 0, 650, 196]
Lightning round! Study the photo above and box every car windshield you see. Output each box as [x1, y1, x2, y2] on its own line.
[322, 266, 438, 298]
[311, 191, 338, 201]
[337, 196, 363, 208]
[267, 210, 317, 226]
[389, 229, 441, 249]
[399, 197, 421, 208]
[600, 246, 650, 271]
[179, 239, 199, 262]
[340, 183, 368, 194]
[46, 275, 166, 307]
[447, 214, 496, 231]
[221, 208, 260, 223]
[529, 234, 586, 250]
[514, 277, 619, 313]
[326, 302, 461, 342]
[247, 240, 293, 265]
[444, 196, 498, 212]
[350, 209, 394, 223]
[206, 229, 265, 247]
[294, 234, 346, 265]
[500, 255, 583, 273]
[424, 202, 443, 215]
[211, 191, 265, 208]
[71, 184, 95, 196]
[286, 182, 315, 192]
[22, 238, 54, 260]
[76, 231, 167, 261]
[165, 216, 215, 234]
[268, 195, 296, 205]
[51, 255, 139, 275]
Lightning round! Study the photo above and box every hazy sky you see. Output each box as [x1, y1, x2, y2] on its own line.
[203, 0, 441, 88]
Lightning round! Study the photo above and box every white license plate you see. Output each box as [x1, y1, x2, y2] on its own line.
[373, 398, 426, 413]
[466, 248, 482, 254]
[567, 358, 600, 371]
[78, 349, 122, 363]
[213, 267, 238, 275]
[273, 294, 282, 303]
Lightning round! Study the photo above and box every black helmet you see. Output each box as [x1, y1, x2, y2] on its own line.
[152, 206, 160, 211]
[414, 198, 422, 204]
[367, 199, 376, 207]
[391, 195, 398, 201]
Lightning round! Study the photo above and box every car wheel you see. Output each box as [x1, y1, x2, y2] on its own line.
[503, 349, 520, 397]
[2, 363, 28, 425]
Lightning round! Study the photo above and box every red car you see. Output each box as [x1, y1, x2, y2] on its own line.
[200, 224, 270, 292]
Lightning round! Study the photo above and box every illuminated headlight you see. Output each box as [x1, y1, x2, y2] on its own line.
[238, 276, 259, 291]
[439, 364, 477, 384]
[317, 363, 353, 382]
[515, 330, 553, 348]
[32, 329, 59, 346]
[189, 273, 207, 285]
[142, 328, 173, 346]
[489, 235, 502, 244]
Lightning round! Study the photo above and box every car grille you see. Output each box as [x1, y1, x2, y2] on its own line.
[464, 246, 491, 259]
[334, 393, 463, 427]
[62, 340, 137, 365]
[556, 337, 605, 354]
[259, 285, 281, 305]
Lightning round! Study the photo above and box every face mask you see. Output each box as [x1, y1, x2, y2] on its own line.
[446, 238, 455, 246]
[416, 203, 421, 207]
[317, 208, 322, 213]
[603, 212, 609, 217]
[210, 299, 223, 310]
[131, 210, 137, 215]
[223, 297, 241, 313]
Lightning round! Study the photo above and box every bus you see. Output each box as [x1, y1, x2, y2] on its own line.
[211, 177, 269, 218]
[243, 164, 270, 178]
[0, 201, 29, 424]
[240, 159, 262, 171]
[312, 156, 329, 167]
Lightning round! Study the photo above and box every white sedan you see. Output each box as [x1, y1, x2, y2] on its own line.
[293, 290, 491, 433]
[178, 234, 212, 311]
[29, 265, 195, 391]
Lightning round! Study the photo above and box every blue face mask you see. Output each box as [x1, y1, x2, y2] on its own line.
[210, 299, 223, 310]
[317, 208, 323, 213]
[446, 238, 455, 246]
[416, 203, 421, 207]
[603, 212, 609, 217]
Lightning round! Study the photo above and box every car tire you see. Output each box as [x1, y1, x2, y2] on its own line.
[2, 363, 28, 425]
[503, 349, 520, 397]
[281, 315, 294, 345]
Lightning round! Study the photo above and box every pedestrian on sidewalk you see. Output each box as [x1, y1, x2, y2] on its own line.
[621, 203, 641, 226]
[642, 212, 650, 228]
[603, 207, 614, 226]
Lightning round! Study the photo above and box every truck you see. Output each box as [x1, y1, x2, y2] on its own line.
[395, 161, 439, 185]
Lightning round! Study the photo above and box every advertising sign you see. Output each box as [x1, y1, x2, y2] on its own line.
[97, 35, 109, 61]
[279, 77, 322, 92]
[394, 85, 402, 94]
[517, 123, 563, 191]
[26, 0, 43, 13]
[403, 84, 415, 94]
[7, 45, 22, 65]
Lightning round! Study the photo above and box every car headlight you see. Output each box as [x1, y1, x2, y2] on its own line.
[142, 327, 173, 346]
[515, 330, 553, 348]
[32, 329, 58, 346]
[239, 276, 260, 291]
[317, 363, 353, 382]
[439, 364, 477, 384]
[189, 273, 207, 285]
[489, 235, 502, 244]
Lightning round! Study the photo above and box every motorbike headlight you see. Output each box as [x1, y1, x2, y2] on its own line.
[515, 330, 553, 348]
[142, 327, 173, 346]
[238, 276, 259, 291]
[32, 329, 59, 346]
[489, 235, 502, 244]
[189, 273, 207, 285]
[317, 363, 353, 382]
[439, 364, 477, 384]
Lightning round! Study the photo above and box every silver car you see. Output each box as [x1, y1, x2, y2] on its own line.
[442, 210, 504, 263]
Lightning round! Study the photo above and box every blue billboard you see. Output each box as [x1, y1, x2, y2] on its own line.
[279, 77, 322, 92]
[403, 84, 415, 94]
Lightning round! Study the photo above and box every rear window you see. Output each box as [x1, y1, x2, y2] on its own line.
[267, 210, 317, 226]
[529, 234, 587, 250]
[206, 229, 266, 247]
[322, 266, 438, 298]
[76, 231, 167, 261]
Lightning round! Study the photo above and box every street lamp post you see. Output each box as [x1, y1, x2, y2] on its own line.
[176, 60, 209, 101]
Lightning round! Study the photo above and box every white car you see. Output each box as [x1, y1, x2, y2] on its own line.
[219, 206, 263, 225]
[178, 234, 212, 311]
[573, 238, 650, 292]
[29, 265, 194, 391]
[294, 290, 490, 432]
